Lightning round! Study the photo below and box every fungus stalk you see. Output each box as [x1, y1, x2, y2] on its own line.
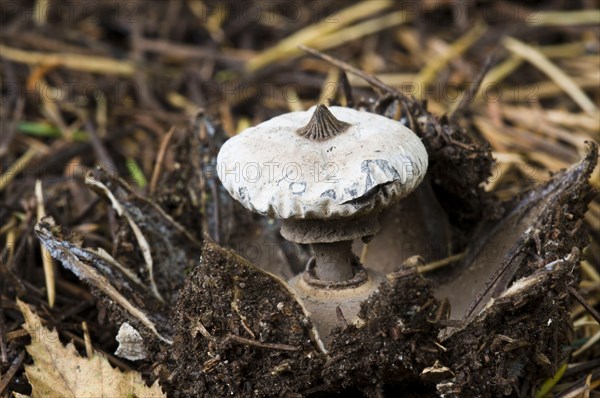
[311, 240, 355, 281]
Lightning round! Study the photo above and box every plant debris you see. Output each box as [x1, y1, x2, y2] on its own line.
[16, 300, 165, 398]
[1, 1, 599, 397]
[438, 143, 598, 397]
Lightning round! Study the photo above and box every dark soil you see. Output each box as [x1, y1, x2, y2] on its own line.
[171, 240, 325, 397]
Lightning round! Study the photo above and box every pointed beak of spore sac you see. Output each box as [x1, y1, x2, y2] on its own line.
[296, 104, 351, 141]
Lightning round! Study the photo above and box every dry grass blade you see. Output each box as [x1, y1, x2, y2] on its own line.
[32, 0, 49, 26]
[415, 21, 488, 98]
[476, 55, 523, 102]
[35, 180, 55, 309]
[0, 44, 136, 75]
[85, 176, 164, 303]
[0, 147, 39, 192]
[135, 37, 250, 64]
[286, 88, 304, 112]
[247, 0, 393, 71]
[81, 321, 93, 358]
[573, 330, 600, 357]
[449, 55, 495, 118]
[503, 37, 599, 115]
[308, 10, 409, 56]
[417, 252, 465, 274]
[530, 9, 600, 26]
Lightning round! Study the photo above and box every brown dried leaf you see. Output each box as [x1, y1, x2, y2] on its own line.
[16, 300, 166, 398]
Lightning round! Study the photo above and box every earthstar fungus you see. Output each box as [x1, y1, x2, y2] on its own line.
[217, 104, 428, 341]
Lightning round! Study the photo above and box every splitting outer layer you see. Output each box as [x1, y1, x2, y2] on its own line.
[217, 106, 428, 220]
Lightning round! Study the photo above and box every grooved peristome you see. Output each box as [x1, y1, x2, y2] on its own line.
[296, 104, 351, 141]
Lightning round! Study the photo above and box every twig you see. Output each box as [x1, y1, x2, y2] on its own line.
[35, 180, 55, 308]
[149, 126, 176, 195]
[569, 286, 600, 325]
[5, 329, 28, 342]
[226, 334, 300, 352]
[463, 250, 522, 320]
[449, 55, 495, 119]
[210, 169, 222, 245]
[55, 299, 94, 323]
[84, 120, 114, 171]
[231, 285, 256, 339]
[299, 45, 400, 98]
[0, 351, 25, 394]
[347, 72, 416, 88]
[196, 114, 223, 244]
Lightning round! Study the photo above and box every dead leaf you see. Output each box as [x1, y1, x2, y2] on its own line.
[16, 300, 166, 398]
